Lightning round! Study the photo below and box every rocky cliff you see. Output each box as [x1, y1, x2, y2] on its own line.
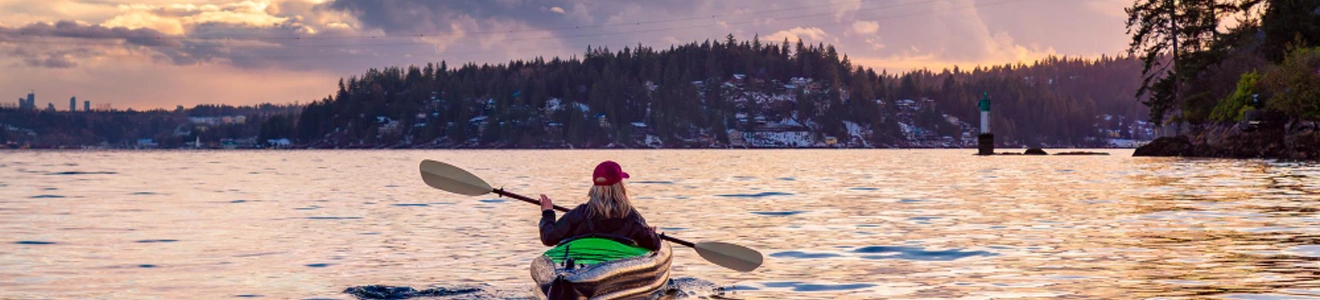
[1134, 117, 1320, 160]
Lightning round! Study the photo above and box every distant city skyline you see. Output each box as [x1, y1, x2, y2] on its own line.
[12, 91, 99, 112]
[1, 0, 1132, 110]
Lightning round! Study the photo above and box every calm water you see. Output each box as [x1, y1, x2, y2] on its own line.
[2, 150, 1320, 299]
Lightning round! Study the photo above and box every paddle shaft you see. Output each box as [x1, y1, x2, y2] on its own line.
[492, 188, 697, 248]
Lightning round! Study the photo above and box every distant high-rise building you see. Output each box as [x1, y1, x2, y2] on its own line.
[46, 102, 55, 112]
[70, 96, 76, 112]
[16, 92, 36, 111]
[84, 101, 90, 111]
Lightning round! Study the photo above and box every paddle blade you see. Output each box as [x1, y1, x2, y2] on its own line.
[694, 242, 763, 272]
[419, 160, 494, 196]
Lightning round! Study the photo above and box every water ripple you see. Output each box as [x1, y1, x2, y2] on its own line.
[716, 192, 793, 198]
[45, 171, 117, 175]
[770, 251, 843, 259]
[853, 246, 997, 261]
[762, 281, 877, 292]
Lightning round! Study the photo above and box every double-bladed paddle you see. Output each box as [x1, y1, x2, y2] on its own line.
[418, 159, 763, 272]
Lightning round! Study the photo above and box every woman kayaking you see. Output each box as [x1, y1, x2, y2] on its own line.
[537, 160, 661, 250]
[531, 161, 672, 299]
[415, 159, 760, 299]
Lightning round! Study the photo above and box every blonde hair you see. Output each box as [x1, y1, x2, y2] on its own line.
[587, 182, 633, 219]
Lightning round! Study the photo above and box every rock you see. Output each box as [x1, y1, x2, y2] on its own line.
[1024, 148, 1048, 155]
[1133, 136, 1193, 157]
[1285, 121, 1320, 160]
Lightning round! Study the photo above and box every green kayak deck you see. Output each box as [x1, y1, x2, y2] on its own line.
[542, 237, 651, 265]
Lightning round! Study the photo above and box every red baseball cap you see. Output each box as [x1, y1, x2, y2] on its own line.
[592, 161, 630, 186]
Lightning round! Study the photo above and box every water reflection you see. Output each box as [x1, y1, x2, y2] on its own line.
[1, 150, 1319, 299]
[1120, 159, 1320, 299]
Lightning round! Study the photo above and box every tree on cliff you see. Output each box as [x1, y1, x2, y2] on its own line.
[1127, 0, 1320, 124]
[1258, 47, 1320, 120]
[1124, 0, 1250, 125]
[1246, 0, 1320, 63]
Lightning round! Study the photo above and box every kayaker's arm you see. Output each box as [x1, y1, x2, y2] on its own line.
[539, 205, 582, 246]
[631, 215, 662, 251]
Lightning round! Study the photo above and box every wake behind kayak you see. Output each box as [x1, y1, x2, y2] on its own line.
[343, 285, 486, 299]
[343, 238, 733, 299]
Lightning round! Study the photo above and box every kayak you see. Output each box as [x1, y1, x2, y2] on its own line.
[530, 235, 672, 299]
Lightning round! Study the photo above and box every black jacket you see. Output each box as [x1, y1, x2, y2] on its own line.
[539, 204, 661, 251]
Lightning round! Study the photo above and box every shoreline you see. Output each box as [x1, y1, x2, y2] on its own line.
[1133, 119, 1319, 160]
[0, 147, 1136, 152]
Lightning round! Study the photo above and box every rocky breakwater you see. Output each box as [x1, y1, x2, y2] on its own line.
[1134, 117, 1320, 160]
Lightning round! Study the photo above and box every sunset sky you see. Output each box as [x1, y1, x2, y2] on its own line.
[0, 0, 1132, 110]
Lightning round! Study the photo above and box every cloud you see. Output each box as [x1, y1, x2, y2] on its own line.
[766, 27, 828, 43]
[0, 20, 181, 47]
[102, 8, 185, 35]
[0, 0, 404, 72]
[19, 51, 78, 68]
[661, 36, 685, 46]
[851, 20, 878, 34]
[0, 20, 268, 68]
[864, 37, 885, 50]
[564, 2, 595, 24]
[98, 2, 294, 35]
[328, 0, 495, 35]
[0, 0, 122, 27]
[848, 32, 1060, 73]
[0, 0, 1136, 109]
[3, 0, 1091, 74]
[185, 5, 288, 28]
[839, 0, 1072, 73]
[267, 0, 362, 32]
[833, 0, 861, 22]
[326, 0, 577, 61]
[986, 31, 1058, 65]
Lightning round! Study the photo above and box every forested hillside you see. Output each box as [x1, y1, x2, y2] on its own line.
[4, 36, 1151, 149]
[283, 35, 1149, 148]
